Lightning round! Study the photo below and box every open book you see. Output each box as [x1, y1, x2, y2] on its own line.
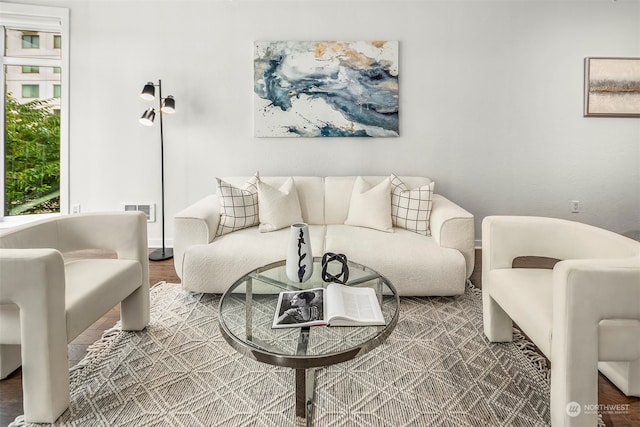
[272, 283, 385, 328]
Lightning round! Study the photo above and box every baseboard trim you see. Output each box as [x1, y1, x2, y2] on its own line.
[148, 238, 174, 249]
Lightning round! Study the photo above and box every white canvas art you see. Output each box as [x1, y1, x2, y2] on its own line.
[254, 41, 399, 137]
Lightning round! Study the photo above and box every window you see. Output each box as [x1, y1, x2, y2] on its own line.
[21, 34, 39, 49]
[21, 65, 39, 73]
[1, 4, 69, 221]
[21, 84, 39, 98]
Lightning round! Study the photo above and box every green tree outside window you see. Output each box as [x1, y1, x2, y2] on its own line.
[4, 93, 60, 215]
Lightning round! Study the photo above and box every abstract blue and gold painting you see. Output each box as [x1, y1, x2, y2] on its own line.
[254, 41, 399, 137]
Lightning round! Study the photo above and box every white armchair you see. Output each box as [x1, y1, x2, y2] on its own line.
[482, 216, 640, 426]
[0, 212, 150, 423]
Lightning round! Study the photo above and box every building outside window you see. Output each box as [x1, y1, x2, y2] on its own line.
[1, 4, 69, 221]
[21, 34, 39, 49]
[21, 83, 39, 98]
[22, 65, 39, 73]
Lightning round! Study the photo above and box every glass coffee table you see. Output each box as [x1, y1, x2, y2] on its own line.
[219, 257, 399, 425]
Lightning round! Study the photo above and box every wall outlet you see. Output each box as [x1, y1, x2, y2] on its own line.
[123, 203, 156, 222]
[71, 204, 81, 214]
[570, 200, 581, 213]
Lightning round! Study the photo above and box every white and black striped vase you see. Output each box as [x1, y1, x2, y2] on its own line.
[286, 223, 313, 282]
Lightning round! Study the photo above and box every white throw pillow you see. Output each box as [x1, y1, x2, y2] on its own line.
[390, 174, 435, 236]
[257, 177, 303, 232]
[344, 176, 393, 233]
[215, 173, 260, 236]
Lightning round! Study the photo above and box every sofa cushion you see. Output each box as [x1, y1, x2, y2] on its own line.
[215, 173, 259, 236]
[390, 174, 435, 237]
[182, 225, 327, 294]
[344, 176, 393, 233]
[257, 177, 303, 232]
[324, 225, 466, 296]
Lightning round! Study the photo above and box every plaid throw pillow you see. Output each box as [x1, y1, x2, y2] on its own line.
[390, 174, 435, 236]
[215, 173, 260, 236]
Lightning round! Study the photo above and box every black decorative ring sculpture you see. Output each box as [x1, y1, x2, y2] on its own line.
[321, 252, 349, 284]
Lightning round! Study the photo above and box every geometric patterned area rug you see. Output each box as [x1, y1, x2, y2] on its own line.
[18, 282, 551, 426]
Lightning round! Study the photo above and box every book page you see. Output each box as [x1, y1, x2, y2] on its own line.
[326, 283, 385, 326]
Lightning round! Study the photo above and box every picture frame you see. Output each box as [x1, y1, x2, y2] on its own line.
[584, 57, 640, 117]
[254, 40, 399, 137]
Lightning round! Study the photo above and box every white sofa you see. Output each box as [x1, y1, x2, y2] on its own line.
[482, 216, 640, 427]
[0, 212, 150, 423]
[174, 176, 475, 295]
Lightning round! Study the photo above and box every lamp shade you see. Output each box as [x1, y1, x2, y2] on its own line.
[140, 82, 156, 100]
[139, 108, 156, 126]
[161, 95, 176, 114]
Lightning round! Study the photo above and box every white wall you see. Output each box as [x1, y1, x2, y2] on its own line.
[8, 0, 640, 246]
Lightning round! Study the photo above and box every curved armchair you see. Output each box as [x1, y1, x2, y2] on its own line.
[482, 216, 640, 426]
[0, 212, 150, 423]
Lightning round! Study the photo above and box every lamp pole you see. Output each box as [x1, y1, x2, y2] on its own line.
[151, 80, 171, 261]
[140, 80, 174, 261]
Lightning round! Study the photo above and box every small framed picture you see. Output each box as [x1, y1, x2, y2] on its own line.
[584, 57, 640, 117]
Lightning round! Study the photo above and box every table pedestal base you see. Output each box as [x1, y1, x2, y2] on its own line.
[295, 368, 316, 426]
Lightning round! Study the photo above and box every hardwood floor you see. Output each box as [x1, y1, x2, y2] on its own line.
[0, 250, 638, 426]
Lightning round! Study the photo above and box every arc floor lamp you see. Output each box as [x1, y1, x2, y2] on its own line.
[139, 80, 175, 261]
